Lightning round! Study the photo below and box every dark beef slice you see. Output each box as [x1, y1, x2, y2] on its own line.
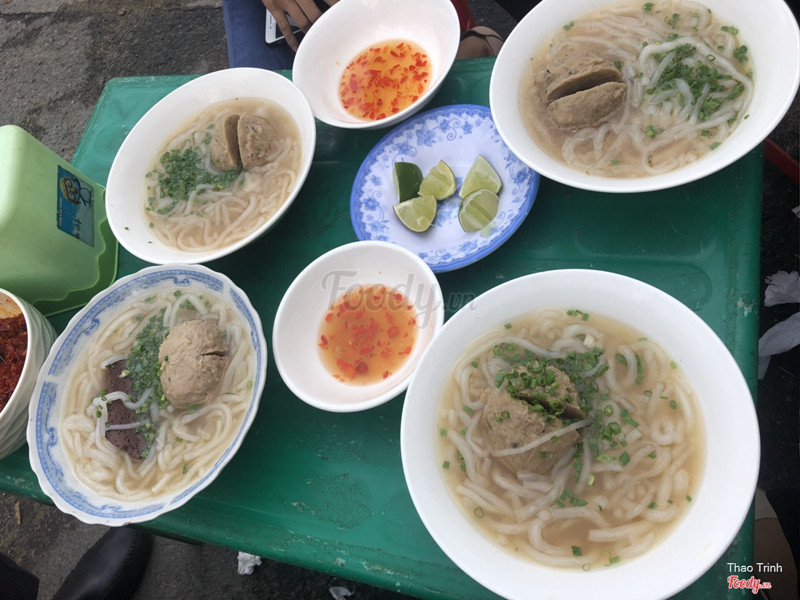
[104, 360, 147, 460]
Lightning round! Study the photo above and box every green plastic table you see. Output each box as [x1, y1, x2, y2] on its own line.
[0, 59, 761, 599]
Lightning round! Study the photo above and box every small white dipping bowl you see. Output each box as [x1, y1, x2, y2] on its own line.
[27, 264, 267, 526]
[401, 269, 759, 600]
[273, 241, 444, 412]
[0, 289, 56, 461]
[106, 68, 316, 264]
[293, 0, 460, 130]
[490, 0, 800, 193]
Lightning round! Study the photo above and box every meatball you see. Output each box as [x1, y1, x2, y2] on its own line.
[483, 388, 580, 474]
[209, 113, 241, 171]
[158, 319, 228, 409]
[509, 361, 587, 420]
[237, 113, 277, 169]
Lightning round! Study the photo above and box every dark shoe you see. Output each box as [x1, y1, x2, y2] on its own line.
[53, 527, 153, 600]
[0, 551, 39, 600]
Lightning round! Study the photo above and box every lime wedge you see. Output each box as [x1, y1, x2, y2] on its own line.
[393, 194, 437, 232]
[393, 162, 423, 202]
[459, 155, 502, 199]
[458, 189, 499, 232]
[419, 160, 457, 201]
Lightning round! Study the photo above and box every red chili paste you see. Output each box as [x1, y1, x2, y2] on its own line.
[0, 314, 28, 412]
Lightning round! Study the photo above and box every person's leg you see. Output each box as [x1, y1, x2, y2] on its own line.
[222, 0, 296, 70]
[0, 552, 39, 600]
[457, 26, 504, 59]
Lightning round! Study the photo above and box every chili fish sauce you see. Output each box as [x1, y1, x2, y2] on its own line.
[318, 284, 417, 384]
[339, 39, 431, 121]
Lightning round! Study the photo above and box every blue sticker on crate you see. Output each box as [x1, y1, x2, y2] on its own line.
[56, 165, 94, 246]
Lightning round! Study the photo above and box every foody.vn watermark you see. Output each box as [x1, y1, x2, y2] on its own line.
[727, 562, 783, 594]
[320, 269, 476, 328]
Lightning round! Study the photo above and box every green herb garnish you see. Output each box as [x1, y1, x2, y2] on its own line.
[147, 148, 240, 216]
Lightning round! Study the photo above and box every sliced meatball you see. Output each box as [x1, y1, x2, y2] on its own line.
[483, 388, 580, 474]
[158, 319, 228, 410]
[534, 46, 623, 103]
[209, 114, 241, 171]
[508, 361, 587, 420]
[546, 81, 627, 130]
[237, 113, 277, 169]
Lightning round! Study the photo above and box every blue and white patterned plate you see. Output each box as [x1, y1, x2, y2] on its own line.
[351, 104, 540, 272]
[26, 264, 267, 526]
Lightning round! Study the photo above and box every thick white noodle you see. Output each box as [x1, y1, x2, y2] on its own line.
[144, 100, 302, 252]
[59, 288, 256, 501]
[436, 306, 701, 570]
[522, 0, 753, 177]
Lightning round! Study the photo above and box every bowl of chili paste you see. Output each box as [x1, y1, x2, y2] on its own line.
[0, 289, 56, 459]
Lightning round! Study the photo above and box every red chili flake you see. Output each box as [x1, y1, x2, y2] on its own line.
[337, 359, 356, 380]
[338, 39, 430, 121]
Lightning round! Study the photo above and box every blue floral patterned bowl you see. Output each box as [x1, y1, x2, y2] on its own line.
[351, 104, 540, 272]
[27, 265, 267, 526]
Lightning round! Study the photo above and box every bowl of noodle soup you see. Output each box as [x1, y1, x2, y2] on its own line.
[401, 269, 759, 599]
[27, 264, 267, 526]
[106, 68, 316, 264]
[490, 0, 800, 193]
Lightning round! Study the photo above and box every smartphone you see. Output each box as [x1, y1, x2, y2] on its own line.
[265, 11, 300, 45]
[264, 1, 330, 45]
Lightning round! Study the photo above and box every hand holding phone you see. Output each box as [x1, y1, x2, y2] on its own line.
[263, 0, 335, 51]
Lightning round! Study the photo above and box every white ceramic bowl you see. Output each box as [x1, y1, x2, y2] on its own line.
[27, 264, 267, 526]
[401, 269, 759, 600]
[273, 241, 444, 412]
[490, 0, 800, 193]
[106, 68, 316, 264]
[0, 289, 56, 460]
[293, 0, 460, 130]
